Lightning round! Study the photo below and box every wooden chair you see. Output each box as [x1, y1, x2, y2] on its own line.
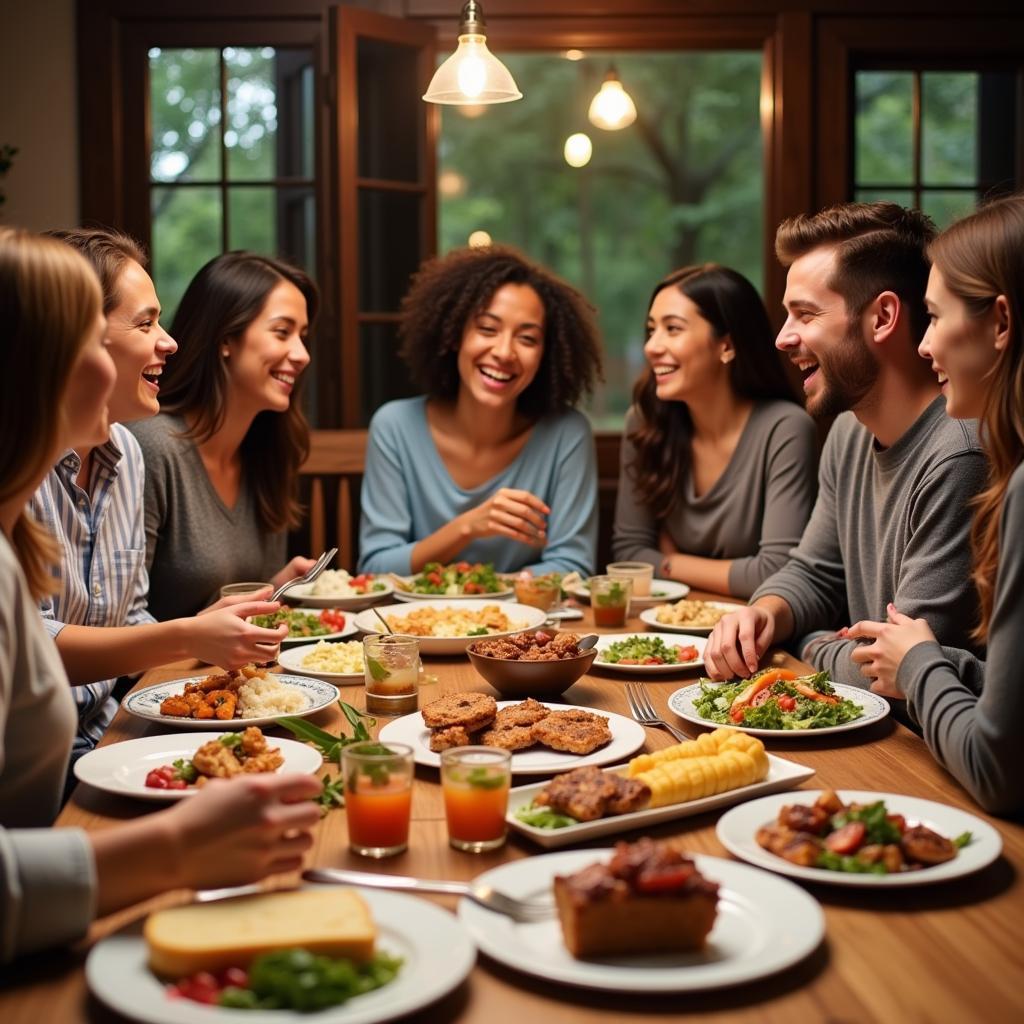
[295, 429, 368, 569]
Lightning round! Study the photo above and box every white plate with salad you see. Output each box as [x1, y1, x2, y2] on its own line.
[716, 790, 1002, 887]
[393, 561, 514, 601]
[249, 607, 358, 648]
[283, 569, 393, 610]
[563, 577, 690, 608]
[669, 670, 890, 736]
[638, 600, 745, 635]
[508, 752, 815, 848]
[593, 632, 707, 674]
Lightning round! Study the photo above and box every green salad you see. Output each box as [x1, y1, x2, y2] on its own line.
[410, 561, 502, 595]
[597, 635, 700, 665]
[693, 668, 863, 730]
[250, 608, 330, 639]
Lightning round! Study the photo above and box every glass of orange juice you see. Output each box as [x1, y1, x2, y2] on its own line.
[341, 742, 414, 858]
[440, 746, 512, 852]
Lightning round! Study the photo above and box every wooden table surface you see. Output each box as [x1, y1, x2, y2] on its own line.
[2, 600, 1021, 1023]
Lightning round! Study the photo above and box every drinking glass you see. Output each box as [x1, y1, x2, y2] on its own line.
[513, 571, 562, 613]
[440, 746, 512, 852]
[341, 741, 414, 858]
[590, 575, 632, 627]
[606, 561, 654, 597]
[219, 581, 272, 599]
[363, 634, 420, 715]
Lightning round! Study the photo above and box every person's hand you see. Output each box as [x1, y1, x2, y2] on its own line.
[184, 599, 289, 668]
[202, 586, 274, 613]
[459, 488, 549, 547]
[846, 603, 936, 699]
[270, 556, 318, 591]
[160, 773, 322, 890]
[704, 606, 776, 680]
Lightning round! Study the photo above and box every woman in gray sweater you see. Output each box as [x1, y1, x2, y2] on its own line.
[848, 195, 1024, 816]
[612, 264, 818, 598]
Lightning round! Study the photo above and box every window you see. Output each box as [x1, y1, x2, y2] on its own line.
[853, 69, 1019, 227]
[439, 50, 764, 427]
[147, 45, 317, 320]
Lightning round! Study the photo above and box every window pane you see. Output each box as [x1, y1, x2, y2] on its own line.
[228, 186, 317, 273]
[439, 50, 763, 426]
[225, 47, 315, 182]
[360, 323, 417, 422]
[922, 73, 978, 186]
[359, 190, 422, 313]
[149, 48, 221, 182]
[921, 190, 978, 229]
[357, 37, 421, 182]
[151, 186, 223, 321]
[855, 71, 914, 187]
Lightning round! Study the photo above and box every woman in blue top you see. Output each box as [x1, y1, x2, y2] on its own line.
[359, 245, 603, 576]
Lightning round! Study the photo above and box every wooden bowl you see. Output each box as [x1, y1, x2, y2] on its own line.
[466, 638, 597, 698]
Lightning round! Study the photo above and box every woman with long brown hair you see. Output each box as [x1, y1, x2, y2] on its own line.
[612, 264, 817, 598]
[848, 195, 1024, 815]
[128, 251, 318, 620]
[0, 229, 319, 961]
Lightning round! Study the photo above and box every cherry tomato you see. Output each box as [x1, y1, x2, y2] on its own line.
[825, 821, 867, 854]
[642, 656, 664, 665]
[887, 813, 907, 834]
[778, 695, 797, 711]
[729, 707, 747, 723]
[456, 561, 471, 574]
[176, 972, 222, 1005]
[464, 581, 481, 594]
[145, 769, 169, 789]
[319, 609, 346, 631]
[166, 778, 188, 790]
[427, 571, 442, 586]
[351, 573, 369, 590]
[675, 645, 699, 662]
[220, 967, 249, 989]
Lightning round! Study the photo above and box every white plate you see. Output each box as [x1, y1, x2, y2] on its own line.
[668, 681, 891, 737]
[86, 886, 476, 1024]
[565, 578, 690, 608]
[379, 700, 646, 775]
[392, 581, 515, 603]
[277, 642, 365, 683]
[284, 578, 394, 610]
[276, 613, 358, 648]
[458, 850, 823, 992]
[123, 674, 340, 730]
[639, 601, 745, 636]
[508, 752, 815, 848]
[593, 632, 707, 674]
[716, 790, 1002, 888]
[74, 732, 324, 802]
[353, 600, 547, 656]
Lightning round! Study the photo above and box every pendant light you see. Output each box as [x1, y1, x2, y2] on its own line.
[423, 1, 522, 106]
[587, 66, 637, 130]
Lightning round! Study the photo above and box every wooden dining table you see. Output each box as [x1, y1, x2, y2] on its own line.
[2, 596, 1021, 1023]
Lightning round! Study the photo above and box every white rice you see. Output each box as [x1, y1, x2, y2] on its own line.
[301, 639, 364, 674]
[237, 676, 308, 716]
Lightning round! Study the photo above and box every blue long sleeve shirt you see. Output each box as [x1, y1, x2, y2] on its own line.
[358, 397, 597, 576]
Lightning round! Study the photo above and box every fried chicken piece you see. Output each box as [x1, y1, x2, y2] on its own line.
[532, 710, 612, 755]
[421, 693, 497, 731]
[494, 698, 551, 729]
[756, 825, 821, 867]
[778, 802, 830, 836]
[240, 726, 267, 756]
[241, 749, 284, 773]
[198, 670, 238, 693]
[480, 724, 537, 751]
[159, 695, 194, 717]
[535, 766, 618, 821]
[605, 775, 651, 815]
[429, 725, 472, 752]
[901, 825, 956, 865]
[205, 690, 238, 720]
[192, 740, 244, 778]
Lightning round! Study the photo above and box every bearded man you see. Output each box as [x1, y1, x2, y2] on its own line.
[704, 202, 987, 691]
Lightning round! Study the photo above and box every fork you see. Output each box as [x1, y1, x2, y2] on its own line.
[624, 680, 691, 743]
[270, 547, 337, 603]
[302, 868, 554, 923]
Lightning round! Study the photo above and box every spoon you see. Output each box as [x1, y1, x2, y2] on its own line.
[577, 634, 599, 650]
[372, 606, 394, 634]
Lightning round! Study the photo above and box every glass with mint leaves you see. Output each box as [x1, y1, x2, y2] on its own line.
[590, 575, 632, 628]
[440, 746, 512, 852]
[362, 634, 419, 715]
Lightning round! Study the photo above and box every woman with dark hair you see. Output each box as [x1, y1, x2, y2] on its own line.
[612, 264, 818, 598]
[358, 244, 603, 576]
[128, 251, 318, 620]
[848, 195, 1024, 815]
[0, 228, 320, 962]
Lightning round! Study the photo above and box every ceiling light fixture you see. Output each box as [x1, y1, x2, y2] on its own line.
[587, 65, 637, 130]
[423, 1, 522, 106]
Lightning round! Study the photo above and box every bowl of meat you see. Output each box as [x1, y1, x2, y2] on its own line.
[466, 629, 597, 698]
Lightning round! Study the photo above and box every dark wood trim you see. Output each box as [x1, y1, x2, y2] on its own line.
[404, 0, 1024, 15]
[357, 177, 430, 193]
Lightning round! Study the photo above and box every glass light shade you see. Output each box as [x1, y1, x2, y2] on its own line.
[588, 78, 637, 130]
[423, 34, 522, 105]
[563, 132, 593, 168]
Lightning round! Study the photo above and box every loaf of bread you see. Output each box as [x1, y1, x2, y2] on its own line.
[554, 839, 718, 958]
[145, 889, 376, 977]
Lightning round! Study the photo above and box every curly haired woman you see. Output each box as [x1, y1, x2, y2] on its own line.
[358, 245, 603, 576]
[613, 264, 817, 598]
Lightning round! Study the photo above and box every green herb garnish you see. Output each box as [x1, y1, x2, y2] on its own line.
[594, 581, 627, 607]
[218, 732, 243, 748]
[275, 699, 376, 762]
[172, 758, 199, 784]
[465, 766, 507, 790]
[514, 802, 578, 829]
[954, 831, 973, 849]
[316, 774, 346, 815]
[365, 656, 391, 682]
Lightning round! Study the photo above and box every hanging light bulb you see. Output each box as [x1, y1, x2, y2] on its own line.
[588, 66, 637, 130]
[423, 1, 522, 106]
[563, 132, 593, 168]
